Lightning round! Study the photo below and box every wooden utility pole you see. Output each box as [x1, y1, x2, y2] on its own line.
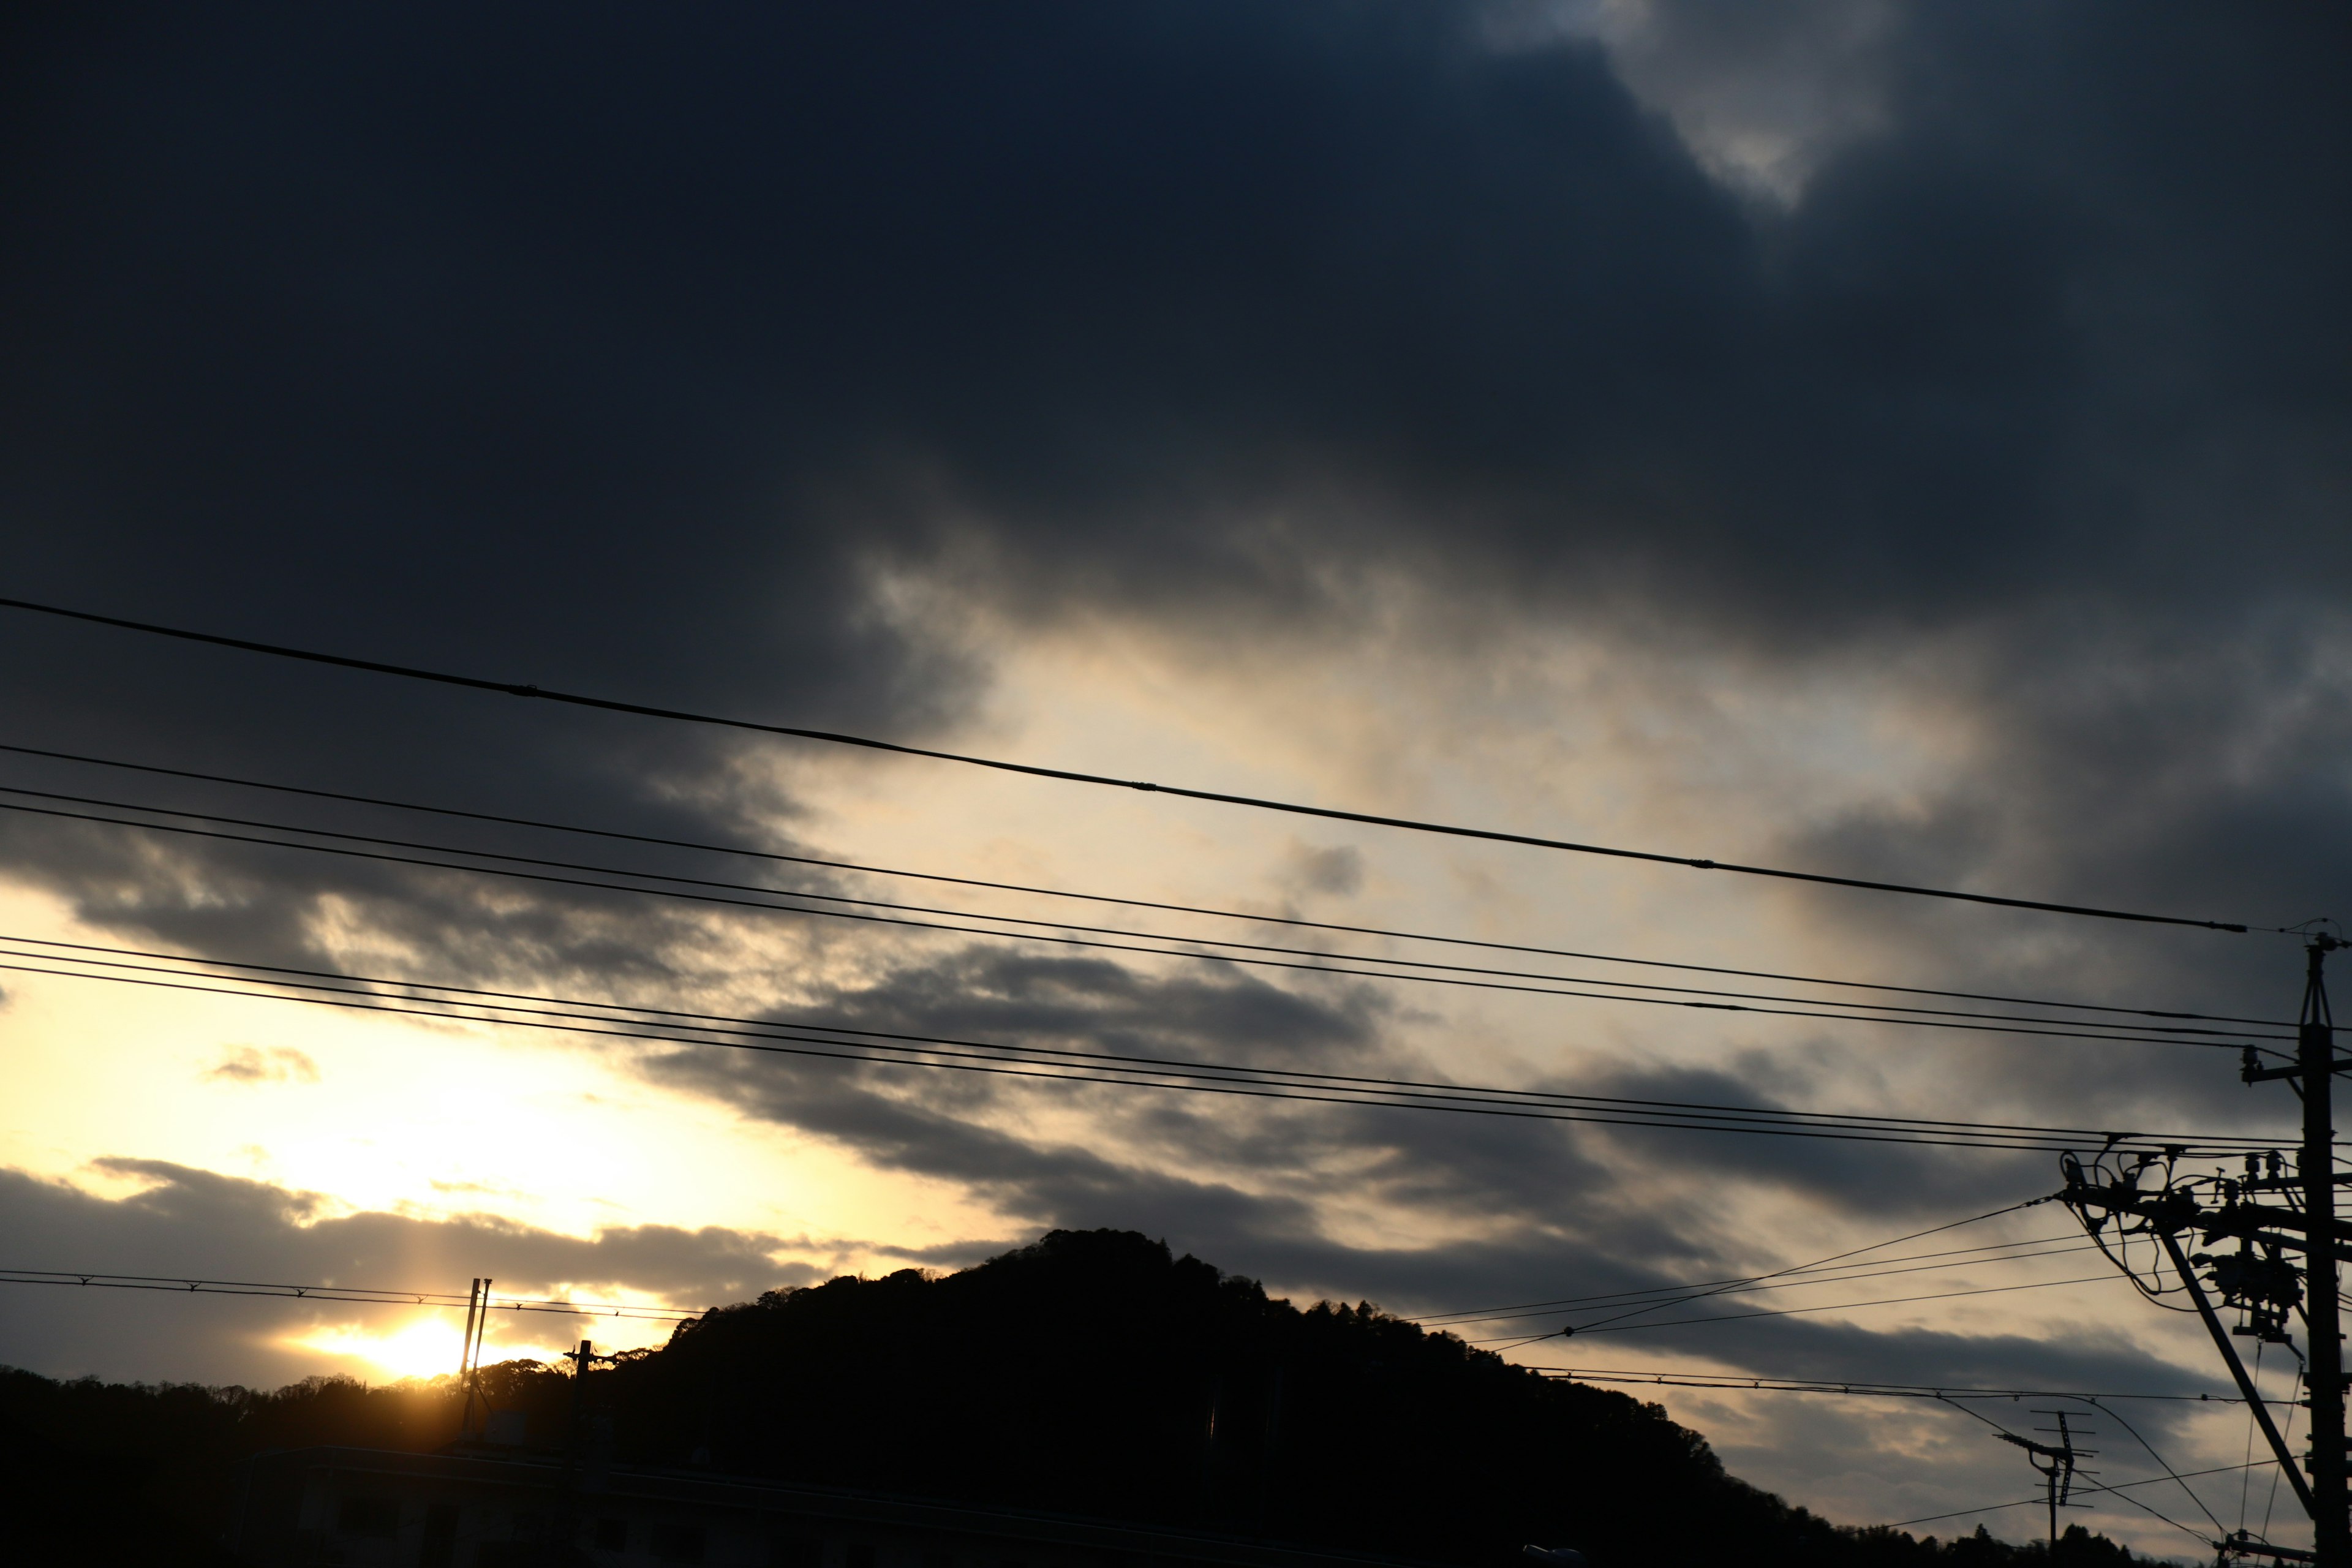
[2060, 937, 2347, 1565]
[2300, 939, 2346, 1568]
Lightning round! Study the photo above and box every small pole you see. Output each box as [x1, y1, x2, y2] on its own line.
[2046, 1450, 2059, 1550]
[467, 1277, 495, 1435]
[456, 1280, 482, 1435]
[2299, 938, 2346, 1568]
[557, 1338, 616, 1559]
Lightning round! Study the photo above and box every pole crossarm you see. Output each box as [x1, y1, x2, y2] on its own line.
[2060, 1183, 2352, 1265]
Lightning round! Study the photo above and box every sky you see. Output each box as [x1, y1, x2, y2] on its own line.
[3, 0, 2351, 1555]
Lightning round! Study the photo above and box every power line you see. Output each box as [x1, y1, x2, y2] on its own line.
[1422, 1242, 2109, 1329]
[1414, 1234, 2098, 1325]
[2094, 1396, 2227, 1536]
[0, 938, 2290, 1154]
[9, 935, 2292, 1151]
[1938, 1387, 2220, 1550]
[0, 796, 2278, 1054]
[0, 1268, 699, 1323]
[7, 784, 2286, 1043]
[0, 597, 2266, 933]
[1553, 1197, 2071, 1339]
[1471, 1272, 2133, 1340]
[0, 740, 2297, 1032]
[0, 1262, 2253, 1415]
[0, 951, 2203, 1153]
[1540, 1368, 2272, 1404]
[1886, 1462, 2274, 1530]
[1545, 1361, 2281, 1548]
[1472, 1251, 2112, 1349]
[0, 1261, 2252, 1425]
[1, 1268, 2257, 1545]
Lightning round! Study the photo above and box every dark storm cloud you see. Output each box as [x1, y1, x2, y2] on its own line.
[1, 0, 2342, 948]
[9, 2, 2341, 663]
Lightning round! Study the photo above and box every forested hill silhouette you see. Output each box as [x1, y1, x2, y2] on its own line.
[1, 1229, 2164, 1568]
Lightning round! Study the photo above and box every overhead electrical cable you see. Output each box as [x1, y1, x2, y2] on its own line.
[1466, 1204, 2114, 1343]
[5, 935, 2287, 1151]
[0, 1268, 697, 1322]
[0, 597, 2264, 933]
[0, 1267, 2268, 1420]
[0, 941, 2286, 1154]
[1417, 1242, 2110, 1329]
[1466, 1273, 2132, 1340]
[2264, 1368, 2304, 1542]
[1464, 1251, 2113, 1350]
[1939, 1390, 2221, 1550]
[1556, 1197, 2070, 1338]
[4, 782, 2285, 1042]
[1413, 1234, 2098, 1325]
[2, 951, 2232, 1153]
[0, 1267, 2274, 1543]
[0, 741, 2296, 1032]
[1539, 1368, 2267, 1404]
[2240, 1342, 2266, 1537]
[2092, 1396, 2228, 1536]
[0, 797, 2278, 1054]
[1885, 1463, 2274, 1530]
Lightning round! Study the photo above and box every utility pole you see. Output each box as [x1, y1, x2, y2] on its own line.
[2301, 938, 2346, 1568]
[2060, 936, 2346, 1567]
[457, 1276, 494, 1437]
[552, 1338, 618, 1565]
[457, 1279, 481, 1433]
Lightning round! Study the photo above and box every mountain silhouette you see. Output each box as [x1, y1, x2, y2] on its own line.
[0, 1230, 2160, 1568]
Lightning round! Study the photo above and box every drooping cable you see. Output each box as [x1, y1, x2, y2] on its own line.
[0, 1268, 696, 1322]
[1415, 1233, 2099, 1326]
[0, 796, 2282, 1053]
[1557, 1199, 2066, 1338]
[0, 741, 2302, 1032]
[0, 940, 2291, 1155]
[1421, 1241, 2107, 1330]
[2263, 1366, 2304, 1541]
[1539, 1368, 2264, 1404]
[1887, 1463, 2271, 1531]
[2091, 1395, 2226, 1535]
[0, 597, 2267, 933]
[1471, 1272, 2130, 1340]
[1937, 1395, 2218, 1550]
